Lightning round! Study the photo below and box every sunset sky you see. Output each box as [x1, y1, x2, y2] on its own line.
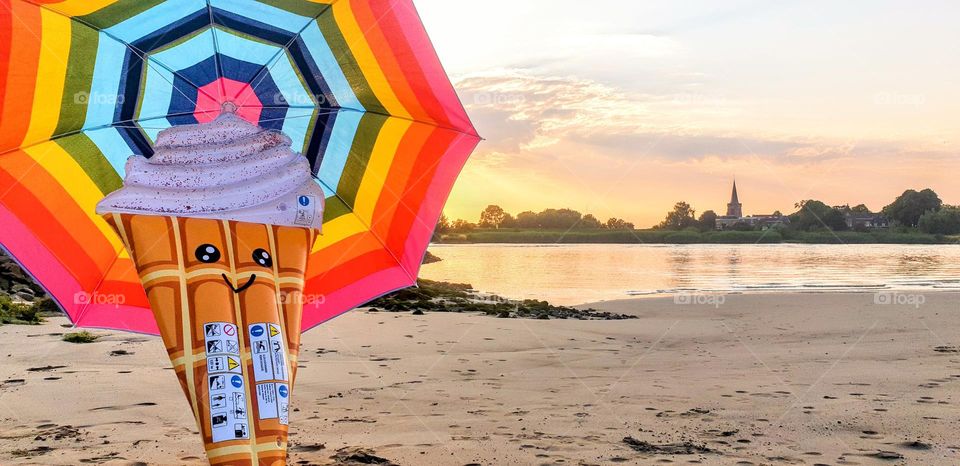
[415, 0, 960, 227]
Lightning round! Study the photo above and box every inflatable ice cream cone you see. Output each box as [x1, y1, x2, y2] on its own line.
[97, 110, 324, 465]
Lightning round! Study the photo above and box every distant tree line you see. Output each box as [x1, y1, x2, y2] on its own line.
[437, 188, 960, 237]
[436, 205, 635, 234]
[655, 188, 960, 235]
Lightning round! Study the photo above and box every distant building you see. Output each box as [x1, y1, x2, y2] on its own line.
[844, 212, 890, 230]
[715, 181, 790, 230]
[715, 181, 743, 230]
[726, 181, 742, 218]
[747, 214, 790, 230]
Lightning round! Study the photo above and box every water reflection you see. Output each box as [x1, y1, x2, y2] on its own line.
[420, 244, 960, 305]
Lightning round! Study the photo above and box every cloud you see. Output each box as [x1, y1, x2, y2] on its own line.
[458, 71, 957, 166]
[446, 70, 960, 226]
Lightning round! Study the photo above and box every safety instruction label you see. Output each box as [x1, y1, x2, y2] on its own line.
[204, 322, 240, 357]
[207, 355, 242, 374]
[255, 382, 289, 425]
[203, 322, 248, 443]
[295, 195, 317, 226]
[248, 323, 288, 382]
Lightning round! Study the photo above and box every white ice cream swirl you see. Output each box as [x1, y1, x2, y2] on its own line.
[96, 112, 325, 230]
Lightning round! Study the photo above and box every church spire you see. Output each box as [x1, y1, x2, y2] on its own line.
[726, 180, 742, 218]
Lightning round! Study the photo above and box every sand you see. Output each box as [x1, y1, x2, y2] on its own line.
[1, 292, 958, 465]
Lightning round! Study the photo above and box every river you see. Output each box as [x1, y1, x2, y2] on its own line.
[419, 243, 960, 305]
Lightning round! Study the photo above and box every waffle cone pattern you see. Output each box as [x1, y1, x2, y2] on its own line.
[104, 213, 318, 465]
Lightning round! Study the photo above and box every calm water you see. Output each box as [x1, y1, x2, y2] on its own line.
[419, 244, 960, 305]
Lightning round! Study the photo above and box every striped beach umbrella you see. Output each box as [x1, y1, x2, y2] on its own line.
[0, 0, 479, 334]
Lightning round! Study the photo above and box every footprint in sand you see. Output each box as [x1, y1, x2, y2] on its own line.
[89, 402, 157, 412]
[2, 379, 26, 387]
[26, 365, 67, 372]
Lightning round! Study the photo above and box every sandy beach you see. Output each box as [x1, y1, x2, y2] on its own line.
[1, 292, 958, 465]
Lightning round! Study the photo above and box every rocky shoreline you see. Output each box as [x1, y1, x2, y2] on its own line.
[367, 279, 636, 321]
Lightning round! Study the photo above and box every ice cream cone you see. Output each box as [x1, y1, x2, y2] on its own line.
[104, 212, 317, 465]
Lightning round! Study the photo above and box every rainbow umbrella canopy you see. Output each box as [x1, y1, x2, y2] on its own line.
[0, 0, 479, 334]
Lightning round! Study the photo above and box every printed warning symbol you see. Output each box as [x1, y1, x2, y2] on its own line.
[212, 413, 227, 428]
[269, 324, 280, 337]
[277, 383, 289, 426]
[209, 375, 225, 391]
[211, 394, 227, 409]
[254, 340, 267, 354]
[204, 321, 239, 359]
[208, 356, 241, 375]
[233, 392, 246, 419]
[234, 423, 247, 439]
[271, 336, 287, 382]
[208, 357, 225, 373]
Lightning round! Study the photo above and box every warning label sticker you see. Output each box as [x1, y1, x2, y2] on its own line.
[269, 324, 288, 382]
[276, 383, 289, 425]
[203, 322, 248, 443]
[204, 322, 240, 358]
[207, 355, 242, 375]
[256, 382, 278, 419]
[295, 195, 316, 226]
[248, 323, 288, 383]
[255, 382, 290, 425]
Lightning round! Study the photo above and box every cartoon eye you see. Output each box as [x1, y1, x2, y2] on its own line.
[195, 244, 221, 263]
[252, 248, 273, 268]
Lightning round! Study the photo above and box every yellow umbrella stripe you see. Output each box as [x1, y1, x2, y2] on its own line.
[24, 141, 124, 253]
[332, 0, 411, 120]
[23, 8, 71, 148]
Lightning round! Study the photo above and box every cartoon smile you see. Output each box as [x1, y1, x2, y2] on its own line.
[222, 274, 256, 294]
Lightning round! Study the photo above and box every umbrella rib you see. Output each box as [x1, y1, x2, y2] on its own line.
[313, 176, 418, 285]
[223, 1, 339, 107]
[72, 249, 123, 329]
[205, 0, 227, 99]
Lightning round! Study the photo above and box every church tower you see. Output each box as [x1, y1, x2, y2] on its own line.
[726, 181, 742, 218]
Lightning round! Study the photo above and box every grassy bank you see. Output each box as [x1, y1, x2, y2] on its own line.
[437, 229, 954, 245]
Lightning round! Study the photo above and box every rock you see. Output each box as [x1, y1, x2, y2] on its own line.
[622, 436, 715, 455]
[422, 251, 442, 264]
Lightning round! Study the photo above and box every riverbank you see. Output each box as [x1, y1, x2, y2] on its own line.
[1, 293, 958, 464]
[437, 228, 958, 244]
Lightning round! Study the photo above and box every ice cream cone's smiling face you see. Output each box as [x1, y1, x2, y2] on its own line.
[173, 218, 283, 299]
[194, 243, 272, 294]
